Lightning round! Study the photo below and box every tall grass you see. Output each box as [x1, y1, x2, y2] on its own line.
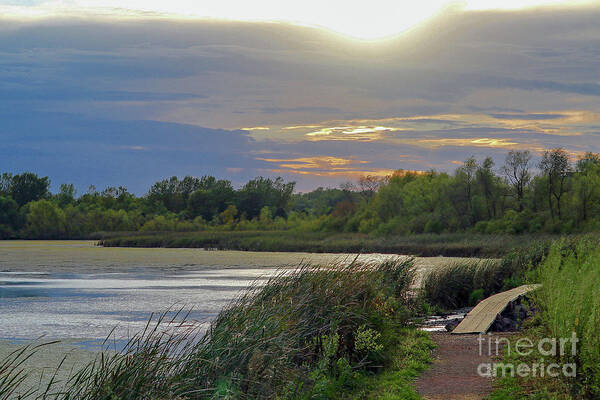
[536, 241, 600, 397]
[421, 240, 552, 309]
[9, 258, 421, 399]
[421, 260, 499, 309]
[99, 230, 561, 257]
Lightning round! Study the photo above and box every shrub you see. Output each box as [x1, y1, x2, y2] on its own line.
[469, 289, 485, 306]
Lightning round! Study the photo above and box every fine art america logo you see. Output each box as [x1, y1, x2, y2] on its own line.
[477, 333, 578, 378]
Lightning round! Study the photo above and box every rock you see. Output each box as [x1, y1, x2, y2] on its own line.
[501, 317, 517, 331]
[445, 321, 459, 332]
[491, 315, 518, 332]
[488, 296, 537, 332]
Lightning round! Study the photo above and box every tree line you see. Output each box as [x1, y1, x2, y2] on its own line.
[1, 148, 599, 239]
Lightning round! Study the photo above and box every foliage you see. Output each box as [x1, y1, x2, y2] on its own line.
[25, 200, 67, 239]
[3, 149, 600, 240]
[3, 172, 50, 207]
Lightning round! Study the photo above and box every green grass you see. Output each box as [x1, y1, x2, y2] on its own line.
[98, 230, 563, 258]
[344, 328, 434, 400]
[490, 238, 600, 399]
[2, 258, 435, 399]
[489, 326, 574, 400]
[534, 240, 600, 398]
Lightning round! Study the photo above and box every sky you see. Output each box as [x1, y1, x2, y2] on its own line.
[1, 1, 600, 193]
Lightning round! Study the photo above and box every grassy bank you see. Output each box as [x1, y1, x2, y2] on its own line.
[98, 230, 562, 258]
[1, 258, 434, 399]
[490, 239, 600, 399]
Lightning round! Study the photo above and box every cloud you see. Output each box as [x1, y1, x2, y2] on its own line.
[490, 113, 567, 121]
[260, 106, 344, 115]
[1, 6, 600, 190]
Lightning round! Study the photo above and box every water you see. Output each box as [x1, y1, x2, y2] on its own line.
[0, 241, 400, 342]
[0, 241, 479, 396]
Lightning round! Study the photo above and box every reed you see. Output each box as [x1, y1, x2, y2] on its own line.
[12, 258, 424, 399]
[98, 230, 561, 258]
[535, 241, 600, 397]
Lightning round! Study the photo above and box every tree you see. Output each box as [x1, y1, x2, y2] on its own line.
[272, 177, 295, 217]
[452, 157, 477, 225]
[220, 205, 238, 225]
[187, 178, 235, 220]
[0, 173, 13, 196]
[476, 157, 498, 218]
[147, 176, 202, 213]
[0, 196, 20, 237]
[237, 177, 295, 219]
[539, 148, 571, 220]
[339, 181, 358, 205]
[56, 183, 77, 206]
[574, 153, 600, 221]
[292, 188, 347, 216]
[460, 157, 477, 213]
[358, 175, 383, 201]
[9, 172, 50, 207]
[25, 199, 66, 239]
[502, 150, 532, 212]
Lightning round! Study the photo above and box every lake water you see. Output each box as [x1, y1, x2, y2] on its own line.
[0, 241, 410, 343]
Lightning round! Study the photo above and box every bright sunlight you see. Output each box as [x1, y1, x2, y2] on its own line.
[2, 0, 595, 39]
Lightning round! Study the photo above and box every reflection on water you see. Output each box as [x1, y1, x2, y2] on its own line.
[0, 241, 397, 342]
[0, 268, 272, 340]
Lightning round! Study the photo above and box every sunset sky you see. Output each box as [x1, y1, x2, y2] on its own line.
[2, 1, 600, 192]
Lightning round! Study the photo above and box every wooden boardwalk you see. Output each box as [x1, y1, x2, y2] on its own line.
[452, 284, 540, 334]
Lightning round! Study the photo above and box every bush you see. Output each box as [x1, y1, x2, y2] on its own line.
[469, 288, 485, 306]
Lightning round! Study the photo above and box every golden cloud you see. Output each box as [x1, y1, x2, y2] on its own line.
[240, 126, 270, 131]
[257, 156, 367, 170]
[267, 168, 398, 178]
[257, 155, 400, 178]
[416, 137, 520, 148]
[304, 126, 395, 141]
[282, 125, 323, 130]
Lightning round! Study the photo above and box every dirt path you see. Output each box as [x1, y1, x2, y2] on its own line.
[415, 332, 496, 400]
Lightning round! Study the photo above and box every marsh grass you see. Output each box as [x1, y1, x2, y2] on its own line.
[98, 231, 559, 257]
[4, 258, 425, 399]
[535, 241, 600, 398]
[489, 326, 574, 400]
[489, 237, 600, 399]
[421, 240, 552, 309]
[421, 260, 499, 308]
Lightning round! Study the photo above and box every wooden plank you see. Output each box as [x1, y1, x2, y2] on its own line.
[452, 284, 540, 334]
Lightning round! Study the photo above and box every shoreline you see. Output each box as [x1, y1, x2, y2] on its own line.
[97, 230, 563, 258]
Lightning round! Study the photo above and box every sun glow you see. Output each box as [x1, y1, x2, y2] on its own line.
[2, 0, 595, 40]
